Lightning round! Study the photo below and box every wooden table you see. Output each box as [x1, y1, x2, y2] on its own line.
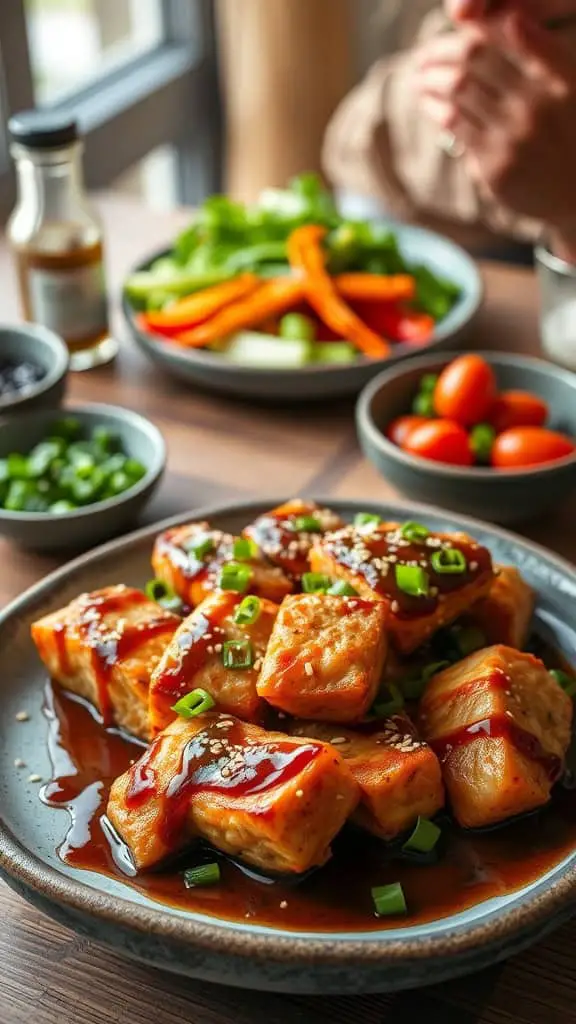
[1, 195, 575, 1024]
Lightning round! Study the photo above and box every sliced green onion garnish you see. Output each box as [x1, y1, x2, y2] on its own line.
[550, 669, 576, 697]
[145, 578, 182, 610]
[222, 639, 253, 669]
[402, 816, 441, 854]
[219, 561, 253, 593]
[395, 564, 429, 597]
[233, 537, 257, 561]
[171, 687, 215, 718]
[183, 863, 221, 888]
[327, 580, 358, 596]
[401, 521, 429, 544]
[291, 514, 322, 533]
[234, 595, 262, 626]
[402, 661, 450, 700]
[372, 882, 407, 917]
[302, 572, 332, 594]
[420, 373, 439, 394]
[454, 625, 486, 657]
[372, 683, 405, 717]
[354, 512, 381, 529]
[431, 548, 467, 575]
[184, 533, 215, 560]
[470, 423, 496, 464]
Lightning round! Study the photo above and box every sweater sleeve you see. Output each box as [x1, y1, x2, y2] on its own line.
[322, 7, 542, 244]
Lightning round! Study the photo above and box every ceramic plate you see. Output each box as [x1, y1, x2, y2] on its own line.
[122, 226, 483, 400]
[1, 497, 575, 995]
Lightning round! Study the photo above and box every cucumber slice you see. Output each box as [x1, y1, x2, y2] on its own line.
[222, 331, 314, 368]
[124, 268, 234, 303]
[313, 341, 357, 364]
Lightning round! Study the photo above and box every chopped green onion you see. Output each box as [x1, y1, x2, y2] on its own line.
[354, 512, 381, 532]
[422, 660, 450, 682]
[171, 687, 215, 718]
[454, 625, 486, 657]
[327, 580, 358, 596]
[431, 548, 467, 574]
[402, 816, 441, 854]
[145, 578, 182, 611]
[395, 564, 429, 597]
[291, 514, 322, 533]
[222, 639, 253, 670]
[279, 312, 317, 342]
[550, 669, 576, 697]
[412, 392, 435, 417]
[372, 683, 405, 717]
[233, 537, 257, 561]
[470, 423, 496, 464]
[419, 373, 439, 394]
[401, 521, 429, 544]
[402, 661, 450, 700]
[372, 882, 407, 917]
[183, 862, 221, 888]
[184, 533, 215, 561]
[234, 595, 262, 626]
[49, 499, 77, 514]
[302, 572, 332, 594]
[219, 561, 253, 593]
[51, 416, 82, 441]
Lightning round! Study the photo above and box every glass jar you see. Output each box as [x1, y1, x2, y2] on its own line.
[7, 110, 117, 371]
[536, 240, 576, 372]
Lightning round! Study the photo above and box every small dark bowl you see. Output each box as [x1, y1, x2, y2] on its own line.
[0, 324, 69, 416]
[356, 351, 576, 525]
[0, 403, 166, 551]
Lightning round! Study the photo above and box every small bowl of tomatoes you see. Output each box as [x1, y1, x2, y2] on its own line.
[356, 351, 576, 524]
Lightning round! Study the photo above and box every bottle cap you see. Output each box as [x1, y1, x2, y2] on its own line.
[8, 110, 79, 150]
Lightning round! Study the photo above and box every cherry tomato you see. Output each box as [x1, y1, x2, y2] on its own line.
[489, 390, 548, 433]
[434, 355, 497, 426]
[403, 419, 474, 466]
[386, 415, 430, 448]
[491, 427, 575, 469]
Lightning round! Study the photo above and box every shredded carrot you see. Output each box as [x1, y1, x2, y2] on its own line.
[287, 226, 390, 359]
[142, 273, 260, 334]
[173, 277, 306, 348]
[334, 273, 416, 304]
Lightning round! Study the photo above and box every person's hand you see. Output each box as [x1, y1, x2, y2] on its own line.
[417, 12, 576, 255]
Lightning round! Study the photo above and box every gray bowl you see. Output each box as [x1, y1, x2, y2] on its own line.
[0, 403, 166, 551]
[123, 226, 483, 401]
[0, 323, 69, 416]
[356, 351, 576, 525]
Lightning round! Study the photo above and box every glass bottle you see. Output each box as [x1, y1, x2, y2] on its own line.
[7, 110, 117, 371]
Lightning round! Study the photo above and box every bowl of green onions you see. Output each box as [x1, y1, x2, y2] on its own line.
[0, 403, 165, 551]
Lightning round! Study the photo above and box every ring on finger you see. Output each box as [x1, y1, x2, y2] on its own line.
[438, 129, 466, 159]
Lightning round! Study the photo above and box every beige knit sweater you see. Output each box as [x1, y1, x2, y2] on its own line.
[323, 7, 575, 252]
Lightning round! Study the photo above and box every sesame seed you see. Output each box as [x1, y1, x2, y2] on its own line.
[27, 774, 42, 783]
[304, 662, 314, 677]
[14, 758, 26, 768]
[280, 901, 288, 909]
[336, 794, 345, 801]
[330, 736, 347, 745]
[214, 643, 223, 653]
[296, 789, 304, 798]
[390, 600, 399, 613]
[15, 710, 30, 722]
[207, 645, 214, 655]
[470, 561, 478, 571]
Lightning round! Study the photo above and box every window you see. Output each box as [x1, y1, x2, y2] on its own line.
[0, 0, 221, 221]
[26, 0, 164, 104]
